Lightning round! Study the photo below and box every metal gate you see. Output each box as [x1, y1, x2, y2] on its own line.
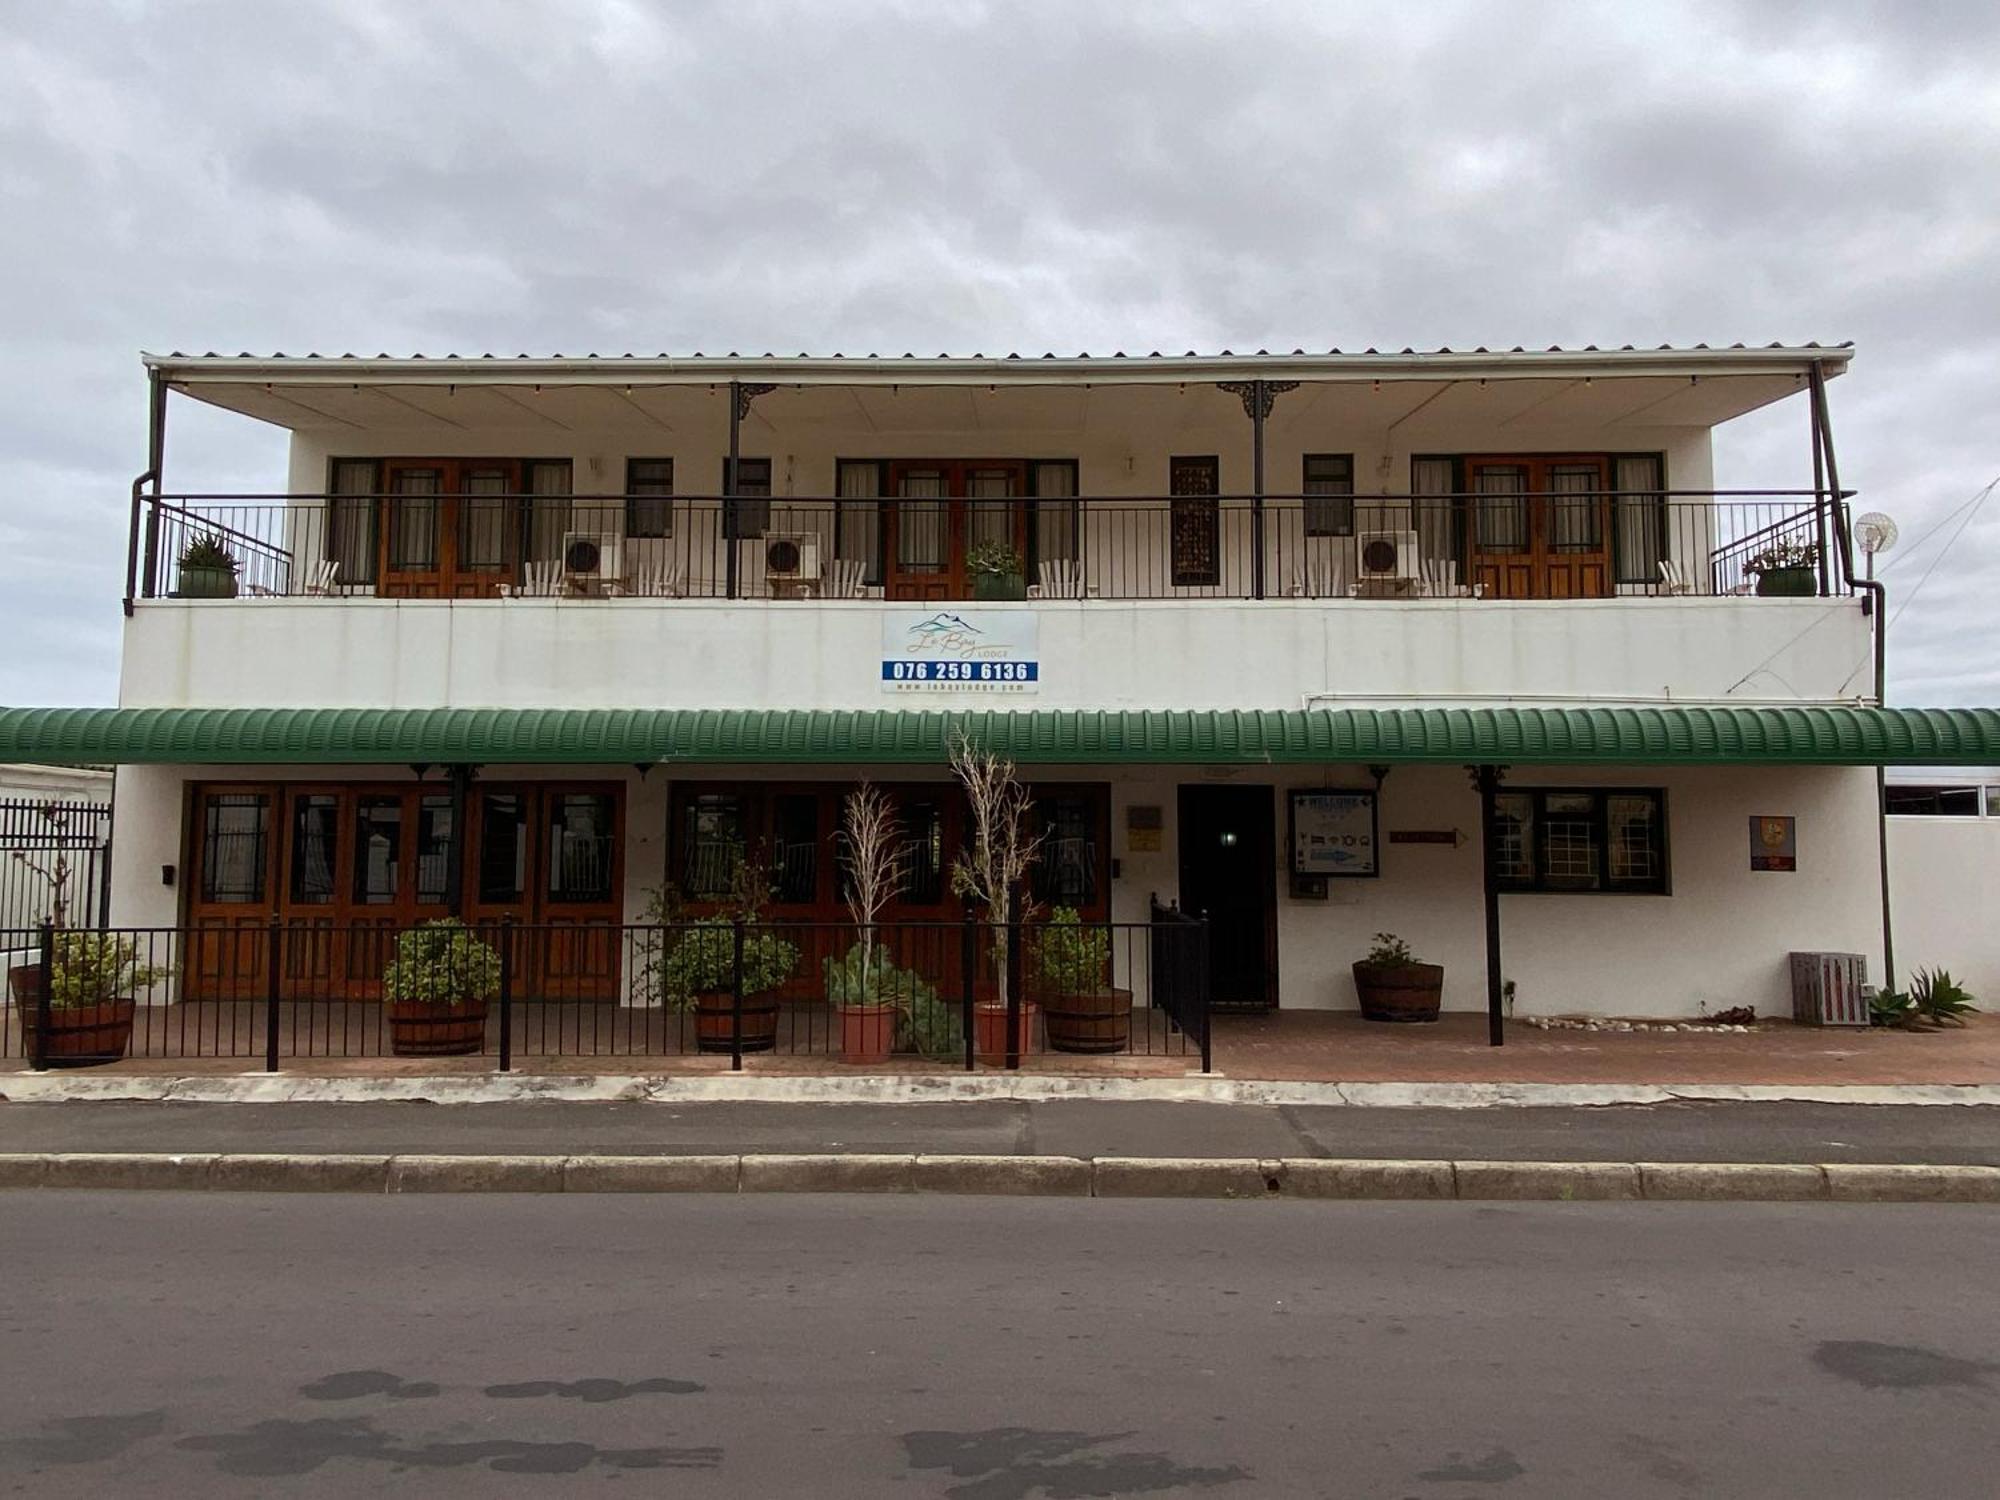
[0, 798, 113, 955]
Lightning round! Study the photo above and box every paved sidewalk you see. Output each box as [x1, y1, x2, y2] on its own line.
[6, 1098, 1998, 1165]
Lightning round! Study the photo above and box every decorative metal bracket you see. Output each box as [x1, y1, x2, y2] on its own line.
[1217, 379, 1300, 420]
[735, 382, 778, 420]
[1466, 764, 1510, 794]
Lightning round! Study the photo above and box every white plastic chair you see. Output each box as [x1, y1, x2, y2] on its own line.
[820, 558, 866, 598]
[1289, 550, 1351, 599]
[505, 560, 564, 598]
[300, 559, 341, 596]
[1032, 559, 1091, 599]
[1658, 559, 1696, 596]
[610, 557, 684, 598]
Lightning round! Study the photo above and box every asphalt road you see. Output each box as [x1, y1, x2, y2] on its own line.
[4, 1097, 2000, 1163]
[3, 1194, 1999, 1497]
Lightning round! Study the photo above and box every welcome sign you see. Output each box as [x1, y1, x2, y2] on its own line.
[881, 609, 1040, 694]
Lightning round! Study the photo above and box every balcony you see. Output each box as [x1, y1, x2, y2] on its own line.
[132, 490, 1856, 606]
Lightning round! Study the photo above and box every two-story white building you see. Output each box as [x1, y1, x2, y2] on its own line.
[5, 342, 1996, 1039]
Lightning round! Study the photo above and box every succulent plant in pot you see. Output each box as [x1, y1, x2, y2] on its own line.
[966, 539, 1026, 601]
[381, 918, 501, 1056]
[177, 533, 241, 598]
[1352, 931, 1444, 1023]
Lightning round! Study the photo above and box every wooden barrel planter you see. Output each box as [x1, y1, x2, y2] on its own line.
[18, 996, 136, 1067]
[1352, 962, 1444, 1023]
[1043, 988, 1131, 1054]
[837, 1003, 897, 1065]
[974, 1000, 1040, 1063]
[693, 990, 779, 1053]
[388, 1000, 489, 1057]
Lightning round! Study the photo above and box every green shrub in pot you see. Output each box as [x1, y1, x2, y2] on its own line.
[381, 919, 501, 1008]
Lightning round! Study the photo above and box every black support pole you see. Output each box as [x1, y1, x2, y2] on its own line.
[1250, 378, 1267, 599]
[1475, 765, 1505, 1047]
[444, 764, 473, 918]
[725, 379, 741, 600]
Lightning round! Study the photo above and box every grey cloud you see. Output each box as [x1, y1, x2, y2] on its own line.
[0, 0, 1995, 704]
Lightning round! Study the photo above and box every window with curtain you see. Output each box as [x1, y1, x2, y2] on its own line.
[547, 793, 615, 903]
[415, 795, 455, 906]
[326, 459, 377, 586]
[626, 458, 673, 539]
[1409, 456, 1457, 563]
[288, 794, 339, 905]
[387, 468, 440, 571]
[723, 457, 772, 539]
[1493, 788, 1668, 894]
[1547, 462, 1604, 552]
[836, 461, 883, 583]
[1170, 455, 1220, 587]
[352, 797, 402, 905]
[458, 465, 512, 569]
[478, 793, 527, 903]
[1613, 454, 1666, 585]
[1032, 460, 1078, 566]
[896, 468, 948, 572]
[772, 794, 820, 905]
[1031, 792, 1102, 907]
[683, 793, 746, 899]
[526, 460, 573, 563]
[1473, 464, 1529, 551]
[1302, 454, 1354, 537]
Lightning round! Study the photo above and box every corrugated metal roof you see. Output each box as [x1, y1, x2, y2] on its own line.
[0, 706, 1987, 767]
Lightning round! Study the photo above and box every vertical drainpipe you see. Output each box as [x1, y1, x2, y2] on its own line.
[127, 368, 169, 613]
[725, 379, 741, 600]
[1810, 360, 1893, 994]
[1250, 379, 1267, 600]
[1475, 765, 1505, 1047]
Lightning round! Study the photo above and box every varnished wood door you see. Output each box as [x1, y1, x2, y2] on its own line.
[883, 461, 1028, 600]
[377, 460, 521, 599]
[1465, 456, 1612, 600]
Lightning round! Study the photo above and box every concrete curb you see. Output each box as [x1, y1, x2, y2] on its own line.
[5, 1152, 2000, 1203]
[7, 1073, 2000, 1109]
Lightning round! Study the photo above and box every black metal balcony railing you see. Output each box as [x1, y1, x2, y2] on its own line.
[131, 490, 1854, 603]
[3, 915, 1211, 1073]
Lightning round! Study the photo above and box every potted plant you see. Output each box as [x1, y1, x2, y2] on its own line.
[967, 539, 1027, 601]
[829, 782, 908, 1064]
[18, 931, 165, 1066]
[381, 918, 501, 1056]
[1352, 931, 1444, 1023]
[177, 533, 241, 599]
[1744, 539, 1819, 597]
[659, 918, 800, 1053]
[1032, 906, 1130, 1055]
[949, 734, 1046, 1061]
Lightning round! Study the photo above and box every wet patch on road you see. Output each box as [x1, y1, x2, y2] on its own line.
[0, 1411, 166, 1465]
[1812, 1340, 1996, 1391]
[482, 1377, 706, 1402]
[903, 1427, 1246, 1498]
[299, 1370, 440, 1401]
[173, 1415, 722, 1477]
[1416, 1447, 1526, 1483]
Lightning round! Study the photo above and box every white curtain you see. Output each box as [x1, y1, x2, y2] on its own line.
[897, 470, 946, 567]
[837, 462, 881, 583]
[1410, 457, 1457, 561]
[1035, 461, 1077, 561]
[527, 461, 573, 563]
[1547, 463, 1602, 551]
[1614, 455, 1665, 586]
[327, 460, 376, 586]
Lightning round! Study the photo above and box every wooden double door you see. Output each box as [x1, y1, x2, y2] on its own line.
[883, 461, 1028, 600]
[184, 781, 623, 1001]
[1465, 455, 1613, 599]
[377, 459, 523, 599]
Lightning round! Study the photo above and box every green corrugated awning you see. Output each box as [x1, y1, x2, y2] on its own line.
[0, 705, 1996, 766]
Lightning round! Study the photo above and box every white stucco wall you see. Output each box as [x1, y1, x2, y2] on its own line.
[109, 759, 1884, 1019]
[1887, 816, 2000, 1000]
[121, 596, 1872, 711]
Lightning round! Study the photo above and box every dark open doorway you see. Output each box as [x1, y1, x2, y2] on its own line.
[1177, 784, 1278, 1011]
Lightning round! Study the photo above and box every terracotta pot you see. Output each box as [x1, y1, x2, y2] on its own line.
[1352, 962, 1444, 1023]
[974, 999, 1041, 1063]
[20, 997, 136, 1067]
[1043, 988, 1131, 1054]
[693, 989, 779, 1054]
[836, 1003, 897, 1065]
[388, 998, 489, 1057]
[7, 964, 39, 1006]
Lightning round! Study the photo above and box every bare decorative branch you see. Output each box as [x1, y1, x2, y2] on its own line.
[840, 781, 907, 976]
[947, 733, 1045, 1009]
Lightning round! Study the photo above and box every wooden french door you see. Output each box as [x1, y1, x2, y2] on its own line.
[378, 459, 522, 599]
[184, 781, 622, 1001]
[1465, 455, 1613, 599]
[883, 461, 1028, 600]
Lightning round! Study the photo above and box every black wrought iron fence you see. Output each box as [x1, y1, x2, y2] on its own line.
[0, 799, 111, 957]
[2, 914, 1210, 1073]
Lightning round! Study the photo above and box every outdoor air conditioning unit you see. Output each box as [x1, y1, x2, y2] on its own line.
[763, 532, 821, 584]
[561, 531, 622, 586]
[1354, 529, 1419, 584]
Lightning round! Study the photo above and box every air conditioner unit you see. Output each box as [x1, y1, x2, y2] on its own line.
[763, 532, 821, 583]
[1355, 529, 1419, 582]
[561, 531, 622, 585]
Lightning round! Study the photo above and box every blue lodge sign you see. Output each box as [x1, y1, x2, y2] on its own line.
[881, 610, 1040, 694]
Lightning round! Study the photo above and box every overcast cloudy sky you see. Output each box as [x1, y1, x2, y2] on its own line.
[1, 0, 1994, 706]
